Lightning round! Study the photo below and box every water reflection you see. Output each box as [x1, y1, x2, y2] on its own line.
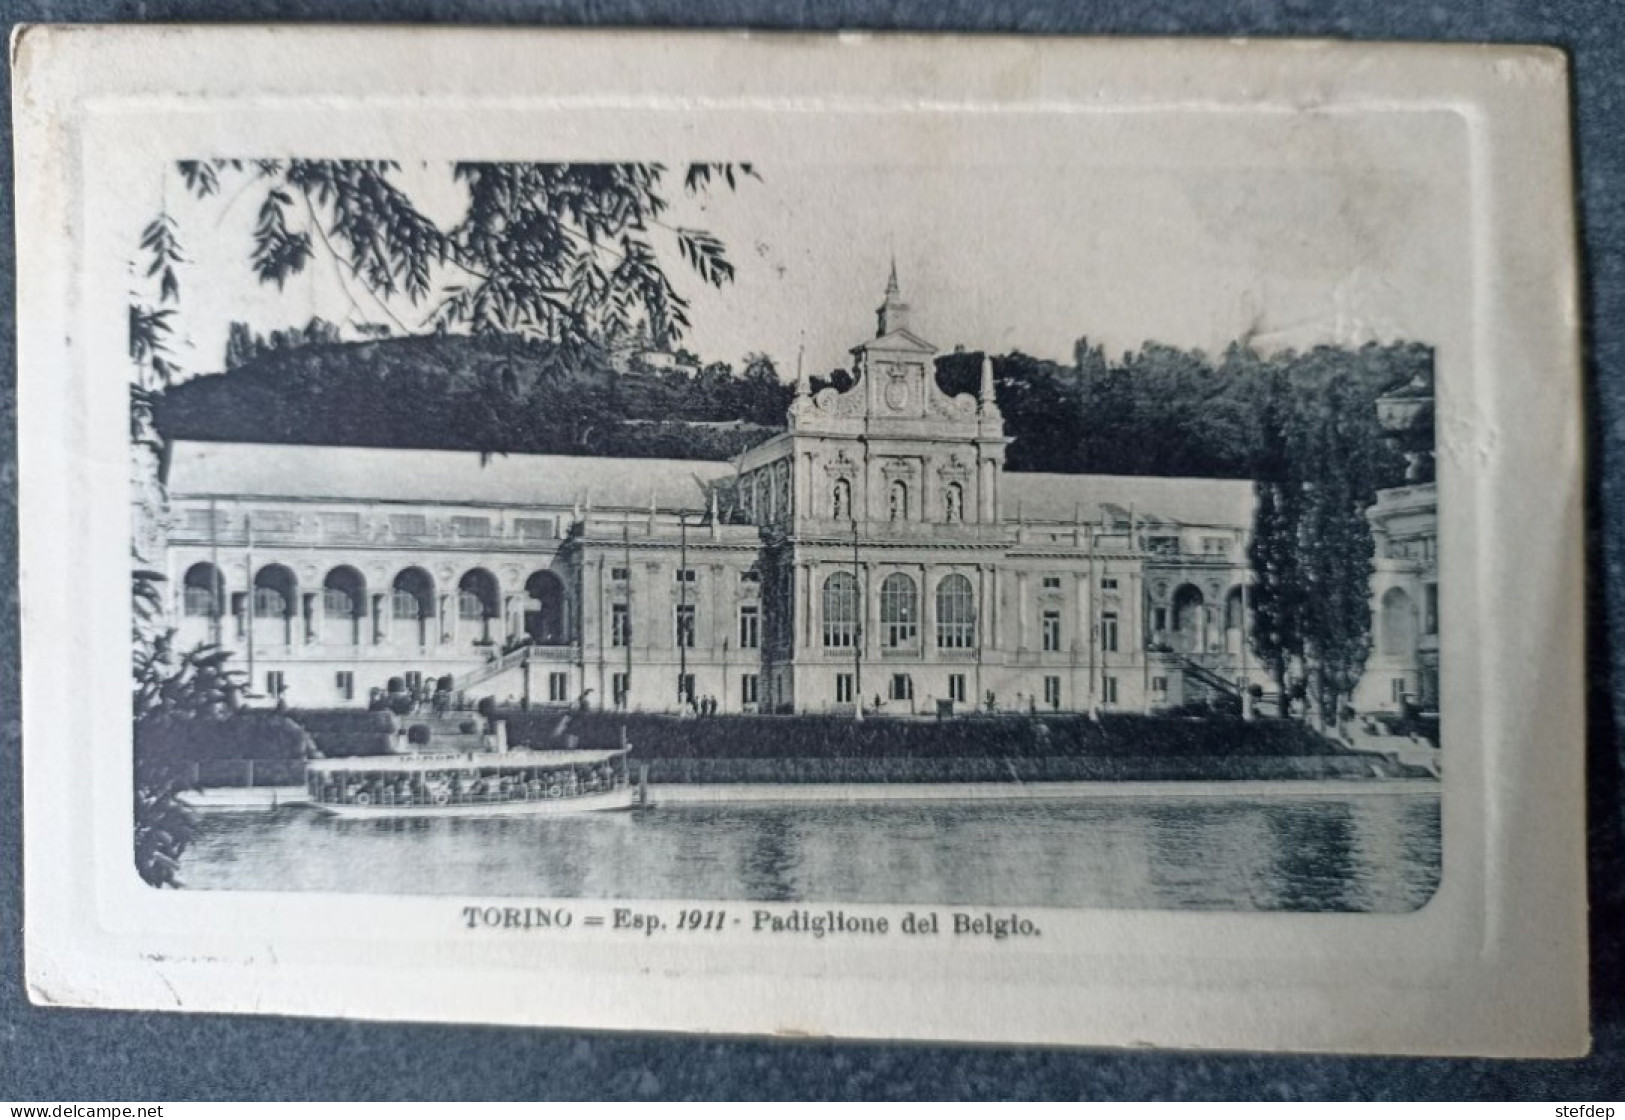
[183, 792, 1441, 913]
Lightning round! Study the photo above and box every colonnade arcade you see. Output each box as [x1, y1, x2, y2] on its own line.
[177, 559, 573, 651]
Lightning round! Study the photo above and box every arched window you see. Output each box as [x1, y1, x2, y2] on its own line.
[1170, 583, 1204, 653]
[525, 570, 567, 645]
[390, 568, 434, 616]
[1224, 586, 1245, 630]
[935, 574, 975, 649]
[822, 571, 858, 648]
[832, 478, 851, 521]
[252, 565, 296, 618]
[182, 562, 223, 617]
[458, 569, 499, 621]
[944, 482, 964, 523]
[1381, 587, 1416, 657]
[880, 572, 918, 648]
[322, 566, 365, 618]
[888, 479, 908, 522]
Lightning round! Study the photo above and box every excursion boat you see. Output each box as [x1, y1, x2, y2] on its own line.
[305, 748, 641, 817]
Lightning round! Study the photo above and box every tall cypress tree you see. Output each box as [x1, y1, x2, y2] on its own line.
[1247, 369, 1304, 707]
[1295, 370, 1378, 732]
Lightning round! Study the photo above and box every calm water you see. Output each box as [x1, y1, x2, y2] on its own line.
[182, 791, 1441, 912]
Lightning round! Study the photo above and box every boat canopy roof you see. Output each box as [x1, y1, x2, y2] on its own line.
[308, 749, 627, 773]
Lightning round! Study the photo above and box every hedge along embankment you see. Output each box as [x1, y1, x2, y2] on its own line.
[496, 710, 1346, 761]
[642, 754, 1393, 784]
[286, 709, 400, 758]
[135, 711, 314, 764]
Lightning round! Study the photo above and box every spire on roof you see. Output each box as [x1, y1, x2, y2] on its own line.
[876, 258, 910, 337]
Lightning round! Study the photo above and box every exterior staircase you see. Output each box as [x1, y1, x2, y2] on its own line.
[397, 711, 490, 754]
[1173, 654, 1242, 704]
[453, 644, 533, 693]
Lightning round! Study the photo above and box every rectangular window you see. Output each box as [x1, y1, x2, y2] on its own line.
[389, 513, 428, 537]
[1151, 675, 1167, 696]
[1102, 675, 1118, 705]
[1044, 675, 1061, 708]
[183, 587, 217, 617]
[1153, 606, 1168, 632]
[404, 671, 422, 693]
[741, 673, 759, 704]
[1101, 577, 1119, 592]
[1042, 610, 1062, 652]
[1424, 583, 1439, 636]
[679, 674, 696, 705]
[252, 511, 297, 535]
[889, 674, 914, 702]
[674, 568, 697, 584]
[514, 517, 554, 540]
[1101, 612, 1119, 652]
[836, 673, 855, 704]
[948, 674, 966, 704]
[611, 603, 631, 648]
[1392, 678, 1407, 703]
[675, 604, 696, 648]
[1041, 575, 1062, 589]
[612, 672, 630, 708]
[335, 670, 354, 701]
[183, 508, 228, 533]
[318, 511, 361, 536]
[738, 605, 760, 649]
[266, 671, 285, 698]
[450, 516, 491, 538]
[549, 672, 569, 703]
[611, 566, 631, 582]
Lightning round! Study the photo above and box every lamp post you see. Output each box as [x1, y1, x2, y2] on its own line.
[852, 512, 863, 722]
[677, 510, 690, 710]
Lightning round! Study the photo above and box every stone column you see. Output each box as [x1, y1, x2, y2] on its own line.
[922, 565, 936, 655]
[987, 567, 1001, 651]
[1016, 571, 1030, 652]
[804, 561, 817, 652]
[306, 591, 323, 645]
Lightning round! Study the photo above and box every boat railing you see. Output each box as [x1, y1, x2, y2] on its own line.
[308, 767, 625, 808]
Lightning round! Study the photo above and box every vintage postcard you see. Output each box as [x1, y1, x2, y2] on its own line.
[14, 27, 1588, 1054]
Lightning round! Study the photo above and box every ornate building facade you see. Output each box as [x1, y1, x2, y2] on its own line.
[151, 273, 1304, 715]
[1353, 368, 1439, 714]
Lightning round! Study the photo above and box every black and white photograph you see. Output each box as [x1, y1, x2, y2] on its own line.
[15, 28, 1586, 1054]
[129, 156, 1443, 911]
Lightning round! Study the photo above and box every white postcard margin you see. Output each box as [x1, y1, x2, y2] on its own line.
[13, 28, 1588, 1055]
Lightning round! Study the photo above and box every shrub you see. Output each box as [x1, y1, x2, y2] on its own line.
[387, 676, 405, 694]
[387, 692, 415, 717]
[497, 710, 1342, 761]
[459, 720, 478, 735]
[135, 712, 314, 769]
[313, 731, 398, 757]
[438, 675, 454, 693]
[288, 709, 397, 734]
[476, 696, 496, 722]
[407, 724, 432, 746]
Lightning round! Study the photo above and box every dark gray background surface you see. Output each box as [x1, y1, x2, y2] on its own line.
[1, 0, 1620, 1101]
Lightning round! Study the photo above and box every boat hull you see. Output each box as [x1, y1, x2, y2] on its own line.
[313, 785, 639, 818]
